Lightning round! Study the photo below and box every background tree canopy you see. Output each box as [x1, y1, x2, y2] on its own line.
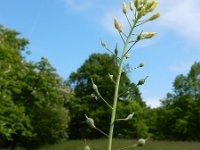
[68, 53, 148, 139]
[1, 23, 200, 149]
[149, 62, 200, 140]
[0, 24, 70, 148]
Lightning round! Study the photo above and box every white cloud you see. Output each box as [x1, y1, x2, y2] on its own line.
[157, 0, 200, 43]
[60, 0, 93, 11]
[169, 62, 192, 73]
[101, 8, 158, 50]
[101, 0, 200, 44]
[144, 97, 161, 108]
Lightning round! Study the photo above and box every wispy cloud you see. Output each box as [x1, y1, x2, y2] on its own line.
[169, 62, 192, 73]
[101, 8, 158, 51]
[60, 0, 93, 11]
[158, 0, 200, 43]
[101, 0, 200, 44]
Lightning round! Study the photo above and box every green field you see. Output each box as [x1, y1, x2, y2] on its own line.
[38, 139, 200, 150]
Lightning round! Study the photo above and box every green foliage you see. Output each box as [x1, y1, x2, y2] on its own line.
[116, 101, 149, 138]
[68, 53, 146, 139]
[154, 62, 200, 140]
[0, 91, 33, 146]
[0, 24, 70, 148]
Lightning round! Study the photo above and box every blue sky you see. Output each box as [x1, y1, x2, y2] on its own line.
[1, 0, 200, 107]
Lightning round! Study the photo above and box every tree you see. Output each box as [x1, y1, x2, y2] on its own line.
[0, 24, 70, 148]
[156, 62, 200, 140]
[0, 24, 33, 147]
[19, 57, 70, 146]
[68, 53, 147, 139]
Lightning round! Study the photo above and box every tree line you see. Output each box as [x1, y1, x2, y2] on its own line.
[0, 25, 200, 148]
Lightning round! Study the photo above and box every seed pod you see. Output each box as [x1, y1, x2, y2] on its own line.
[101, 40, 106, 47]
[126, 112, 135, 120]
[137, 79, 145, 85]
[141, 32, 156, 38]
[92, 83, 98, 93]
[149, 12, 160, 21]
[85, 115, 96, 128]
[138, 62, 144, 68]
[137, 138, 146, 147]
[84, 145, 91, 150]
[129, 1, 134, 11]
[122, 2, 127, 14]
[137, 76, 148, 86]
[91, 79, 100, 95]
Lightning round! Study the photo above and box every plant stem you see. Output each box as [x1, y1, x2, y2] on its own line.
[107, 20, 137, 150]
[94, 127, 109, 137]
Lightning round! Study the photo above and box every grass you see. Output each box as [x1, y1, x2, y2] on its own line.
[38, 139, 200, 150]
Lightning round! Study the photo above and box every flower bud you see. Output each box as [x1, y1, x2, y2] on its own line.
[101, 40, 106, 47]
[137, 7, 145, 19]
[137, 138, 146, 147]
[118, 24, 123, 32]
[134, 0, 140, 9]
[141, 32, 156, 38]
[114, 17, 123, 32]
[136, 34, 141, 42]
[114, 17, 119, 30]
[85, 115, 96, 128]
[122, 2, 127, 14]
[148, 0, 158, 12]
[149, 12, 160, 21]
[125, 53, 131, 59]
[84, 145, 91, 150]
[143, 0, 147, 5]
[129, 1, 134, 11]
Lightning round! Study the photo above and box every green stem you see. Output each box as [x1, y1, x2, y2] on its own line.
[94, 127, 109, 137]
[125, 14, 132, 28]
[107, 20, 138, 150]
[97, 91, 113, 109]
[119, 32, 126, 44]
